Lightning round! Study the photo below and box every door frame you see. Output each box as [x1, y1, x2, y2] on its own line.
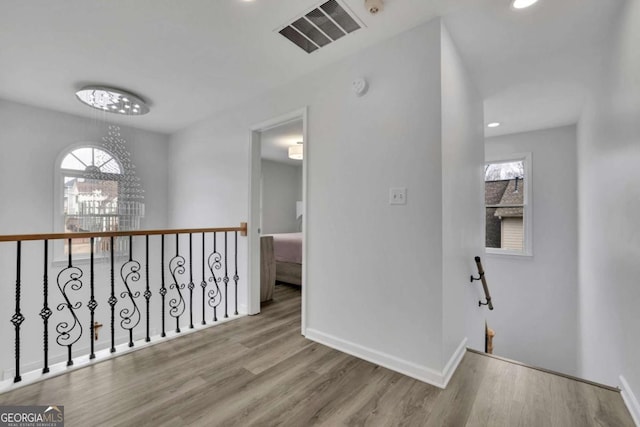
[248, 107, 308, 334]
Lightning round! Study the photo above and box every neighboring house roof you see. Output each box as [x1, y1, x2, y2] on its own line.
[486, 178, 524, 218]
[485, 180, 509, 205]
[495, 206, 523, 218]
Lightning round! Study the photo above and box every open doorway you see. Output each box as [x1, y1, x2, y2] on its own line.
[248, 108, 307, 334]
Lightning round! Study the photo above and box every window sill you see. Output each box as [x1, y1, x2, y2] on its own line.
[485, 248, 533, 258]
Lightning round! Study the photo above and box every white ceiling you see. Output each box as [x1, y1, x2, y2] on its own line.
[260, 119, 304, 166]
[444, 0, 622, 137]
[0, 0, 459, 134]
[0, 0, 623, 137]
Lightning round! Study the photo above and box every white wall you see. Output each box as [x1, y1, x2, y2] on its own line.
[484, 125, 579, 376]
[0, 99, 169, 234]
[440, 26, 486, 362]
[0, 99, 171, 378]
[296, 166, 303, 201]
[577, 0, 640, 409]
[168, 109, 251, 314]
[304, 21, 444, 375]
[168, 19, 485, 386]
[260, 159, 301, 234]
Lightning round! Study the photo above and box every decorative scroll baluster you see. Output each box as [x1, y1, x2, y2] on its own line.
[56, 239, 83, 366]
[169, 234, 186, 333]
[0, 224, 246, 379]
[188, 233, 194, 329]
[11, 241, 25, 382]
[224, 232, 229, 319]
[207, 232, 222, 322]
[144, 236, 151, 342]
[40, 240, 51, 373]
[108, 236, 117, 353]
[120, 236, 141, 347]
[160, 235, 167, 337]
[234, 231, 239, 316]
[88, 238, 97, 359]
[201, 232, 206, 325]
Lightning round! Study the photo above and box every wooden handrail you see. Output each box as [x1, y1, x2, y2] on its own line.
[472, 256, 494, 310]
[0, 222, 248, 242]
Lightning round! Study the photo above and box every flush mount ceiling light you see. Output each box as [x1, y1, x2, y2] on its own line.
[512, 0, 539, 9]
[487, 122, 501, 128]
[75, 86, 150, 116]
[288, 142, 304, 160]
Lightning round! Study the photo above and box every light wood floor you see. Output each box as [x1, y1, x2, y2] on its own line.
[0, 284, 634, 426]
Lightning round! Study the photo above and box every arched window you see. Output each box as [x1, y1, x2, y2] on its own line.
[61, 146, 122, 175]
[62, 146, 122, 235]
[59, 144, 144, 256]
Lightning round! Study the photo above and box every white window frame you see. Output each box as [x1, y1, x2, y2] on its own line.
[485, 152, 533, 257]
[53, 143, 125, 263]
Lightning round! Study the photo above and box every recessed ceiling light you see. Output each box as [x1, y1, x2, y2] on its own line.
[512, 0, 539, 9]
[487, 122, 501, 128]
[75, 86, 150, 116]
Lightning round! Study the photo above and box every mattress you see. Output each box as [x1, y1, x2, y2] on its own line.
[269, 232, 302, 264]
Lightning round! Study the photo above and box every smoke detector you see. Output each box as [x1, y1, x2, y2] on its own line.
[365, 0, 383, 14]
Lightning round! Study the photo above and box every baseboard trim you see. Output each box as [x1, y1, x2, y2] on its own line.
[305, 328, 466, 389]
[466, 348, 619, 392]
[442, 338, 468, 388]
[620, 375, 640, 426]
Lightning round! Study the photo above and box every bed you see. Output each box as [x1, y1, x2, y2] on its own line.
[260, 232, 302, 301]
[270, 232, 302, 286]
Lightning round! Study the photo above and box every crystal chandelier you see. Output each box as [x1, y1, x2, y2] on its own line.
[75, 86, 149, 116]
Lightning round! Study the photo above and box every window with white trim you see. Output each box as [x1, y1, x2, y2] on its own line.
[485, 153, 532, 256]
[59, 145, 144, 256]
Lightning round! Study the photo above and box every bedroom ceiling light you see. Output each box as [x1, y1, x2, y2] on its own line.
[288, 142, 303, 160]
[75, 86, 150, 116]
[487, 122, 501, 128]
[512, 0, 539, 9]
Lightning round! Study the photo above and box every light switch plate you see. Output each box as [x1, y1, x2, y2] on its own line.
[389, 187, 407, 205]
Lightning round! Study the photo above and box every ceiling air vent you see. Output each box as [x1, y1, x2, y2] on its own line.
[278, 0, 364, 54]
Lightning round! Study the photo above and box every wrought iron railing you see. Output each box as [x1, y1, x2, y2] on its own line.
[0, 224, 247, 384]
